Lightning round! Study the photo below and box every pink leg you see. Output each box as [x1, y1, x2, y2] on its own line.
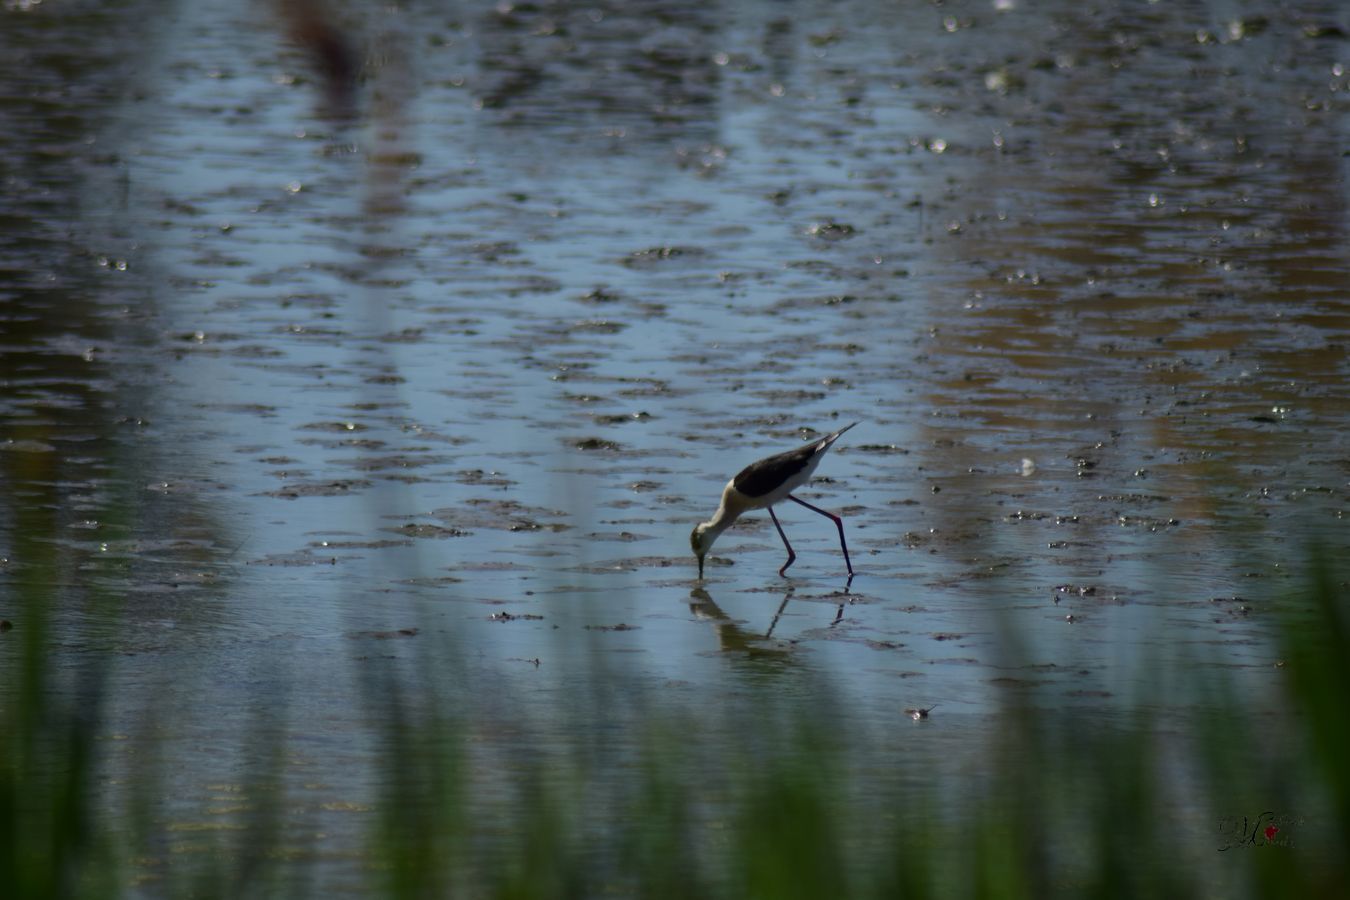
[768, 506, 796, 576]
[787, 495, 855, 576]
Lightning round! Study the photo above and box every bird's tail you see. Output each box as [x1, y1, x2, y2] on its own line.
[820, 421, 860, 446]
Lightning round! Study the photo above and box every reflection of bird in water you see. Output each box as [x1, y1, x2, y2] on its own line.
[688, 587, 796, 664]
[689, 585, 852, 664]
[691, 423, 858, 579]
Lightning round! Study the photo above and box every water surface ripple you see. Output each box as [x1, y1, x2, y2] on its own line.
[1, 0, 1346, 884]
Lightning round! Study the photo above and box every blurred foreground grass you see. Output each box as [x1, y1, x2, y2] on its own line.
[3, 551, 1346, 898]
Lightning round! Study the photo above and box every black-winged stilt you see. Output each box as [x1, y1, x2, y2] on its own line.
[690, 422, 858, 578]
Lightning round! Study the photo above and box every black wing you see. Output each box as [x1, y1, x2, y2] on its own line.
[732, 441, 820, 499]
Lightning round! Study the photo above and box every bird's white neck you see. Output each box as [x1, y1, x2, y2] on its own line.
[698, 506, 737, 542]
[698, 482, 749, 540]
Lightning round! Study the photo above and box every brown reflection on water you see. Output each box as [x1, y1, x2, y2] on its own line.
[471, 0, 721, 139]
[906, 1, 1348, 571]
[0, 2, 230, 638]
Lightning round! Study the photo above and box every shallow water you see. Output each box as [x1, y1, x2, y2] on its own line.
[2, 0, 1347, 885]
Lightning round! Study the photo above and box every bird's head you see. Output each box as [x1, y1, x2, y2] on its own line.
[690, 523, 714, 579]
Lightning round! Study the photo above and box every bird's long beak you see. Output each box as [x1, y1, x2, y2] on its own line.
[697, 554, 705, 579]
